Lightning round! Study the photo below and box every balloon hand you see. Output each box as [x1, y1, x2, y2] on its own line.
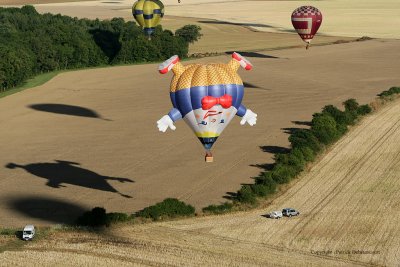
[240, 109, 257, 126]
[157, 115, 176, 132]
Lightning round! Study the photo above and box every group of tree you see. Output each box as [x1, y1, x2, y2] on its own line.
[204, 98, 373, 210]
[76, 198, 195, 227]
[0, 5, 202, 91]
[75, 88, 400, 225]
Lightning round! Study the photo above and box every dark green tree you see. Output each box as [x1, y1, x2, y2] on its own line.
[175, 24, 202, 43]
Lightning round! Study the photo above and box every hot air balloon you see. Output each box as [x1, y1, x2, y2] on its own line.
[132, 0, 164, 39]
[291, 6, 322, 49]
[157, 53, 258, 162]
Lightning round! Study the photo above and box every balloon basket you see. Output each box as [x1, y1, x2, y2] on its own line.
[205, 151, 213, 163]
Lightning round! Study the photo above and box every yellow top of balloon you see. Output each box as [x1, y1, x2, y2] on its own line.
[132, 0, 164, 35]
[169, 59, 243, 92]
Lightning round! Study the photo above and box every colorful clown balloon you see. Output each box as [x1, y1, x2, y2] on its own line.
[157, 53, 257, 162]
[132, 0, 164, 39]
[291, 6, 323, 49]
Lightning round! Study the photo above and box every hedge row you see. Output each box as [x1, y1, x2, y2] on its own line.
[135, 198, 195, 221]
[378, 87, 400, 98]
[203, 97, 378, 213]
[76, 198, 195, 227]
[76, 207, 131, 227]
[79, 87, 398, 223]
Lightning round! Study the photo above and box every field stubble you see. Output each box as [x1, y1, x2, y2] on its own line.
[2, 99, 400, 266]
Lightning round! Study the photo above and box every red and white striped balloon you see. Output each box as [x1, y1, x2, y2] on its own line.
[291, 6, 323, 49]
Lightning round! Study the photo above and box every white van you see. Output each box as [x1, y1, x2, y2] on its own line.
[22, 225, 35, 241]
[268, 211, 283, 219]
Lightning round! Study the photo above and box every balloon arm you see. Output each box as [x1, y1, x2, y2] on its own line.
[168, 108, 182, 122]
[240, 108, 258, 126]
[236, 104, 247, 117]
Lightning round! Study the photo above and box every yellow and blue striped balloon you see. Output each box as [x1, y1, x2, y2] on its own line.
[132, 0, 164, 37]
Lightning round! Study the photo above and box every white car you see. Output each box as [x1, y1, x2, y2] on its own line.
[268, 211, 283, 219]
[22, 225, 35, 241]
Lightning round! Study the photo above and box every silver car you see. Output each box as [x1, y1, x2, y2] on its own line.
[282, 208, 300, 217]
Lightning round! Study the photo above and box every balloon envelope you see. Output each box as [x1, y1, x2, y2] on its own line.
[160, 54, 252, 151]
[291, 6, 322, 44]
[132, 0, 164, 37]
[171, 64, 244, 150]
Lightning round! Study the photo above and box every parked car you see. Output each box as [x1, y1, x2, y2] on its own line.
[22, 225, 35, 241]
[282, 208, 300, 217]
[268, 211, 283, 219]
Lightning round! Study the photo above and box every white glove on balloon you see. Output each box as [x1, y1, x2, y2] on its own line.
[157, 115, 176, 132]
[240, 109, 257, 126]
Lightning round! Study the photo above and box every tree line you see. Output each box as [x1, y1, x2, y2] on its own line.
[0, 5, 201, 91]
[74, 87, 400, 226]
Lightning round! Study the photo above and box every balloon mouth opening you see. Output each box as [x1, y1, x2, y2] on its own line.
[144, 28, 155, 36]
[198, 137, 218, 150]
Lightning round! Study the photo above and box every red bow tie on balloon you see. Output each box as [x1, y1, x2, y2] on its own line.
[201, 94, 232, 110]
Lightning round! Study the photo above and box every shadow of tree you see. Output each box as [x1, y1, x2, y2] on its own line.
[292, 120, 312, 126]
[260, 145, 290, 154]
[249, 163, 275, 171]
[225, 51, 279, 59]
[198, 20, 275, 29]
[6, 160, 133, 198]
[281, 127, 303, 135]
[223, 191, 237, 201]
[8, 196, 88, 225]
[29, 104, 111, 121]
[243, 82, 272, 91]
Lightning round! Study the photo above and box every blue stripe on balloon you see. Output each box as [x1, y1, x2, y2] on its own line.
[171, 84, 245, 117]
[144, 14, 153, 19]
[134, 10, 143, 15]
[175, 88, 193, 117]
[190, 86, 207, 111]
[226, 84, 244, 108]
[170, 92, 177, 108]
[153, 9, 162, 14]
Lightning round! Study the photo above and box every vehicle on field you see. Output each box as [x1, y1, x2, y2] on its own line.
[282, 208, 300, 217]
[268, 211, 283, 219]
[22, 225, 35, 241]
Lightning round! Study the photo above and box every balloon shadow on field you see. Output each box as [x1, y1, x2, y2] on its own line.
[29, 104, 111, 121]
[225, 51, 279, 59]
[5, 160, 134, 198]
[89, 29, 121, 62]
[7, 196, 88, 225]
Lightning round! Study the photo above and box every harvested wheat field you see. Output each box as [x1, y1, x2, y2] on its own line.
[5, 0, 399, 39]
[1, 39, 400, 228]
[1, 1, 356, 54]
[2, 98, 400, 266]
